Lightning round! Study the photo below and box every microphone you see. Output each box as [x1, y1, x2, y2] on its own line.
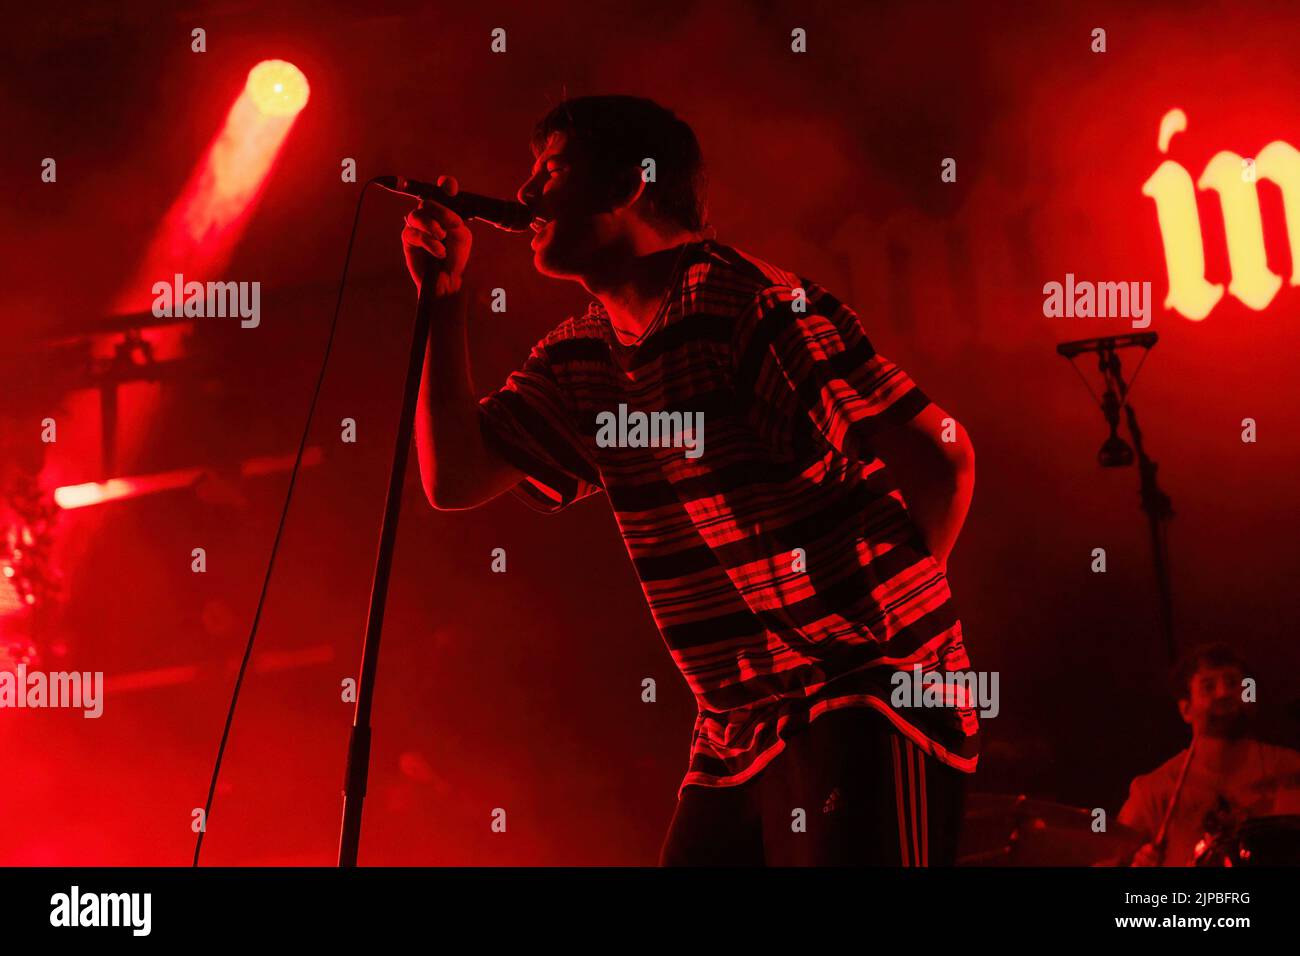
[1055, 333, 1157, 468]
[375, 175, 532, 233]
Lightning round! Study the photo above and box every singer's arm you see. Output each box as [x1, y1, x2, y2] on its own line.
[738, 285, 975, 571]
[403, 180, 526, 511]
[414, 281, 526, 510]
[870, 404, 975, 572]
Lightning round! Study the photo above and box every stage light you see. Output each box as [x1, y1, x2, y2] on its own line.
[53, 450, 324, 510]
[246, 59, 310, 117]
[113, 59, 311, 315]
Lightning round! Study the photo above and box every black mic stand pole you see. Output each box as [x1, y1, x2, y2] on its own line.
[338, 259, 442, 867]
[1100, 344, 1177, 662]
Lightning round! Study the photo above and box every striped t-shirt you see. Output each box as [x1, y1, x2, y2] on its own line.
[478, 239, 979, 796]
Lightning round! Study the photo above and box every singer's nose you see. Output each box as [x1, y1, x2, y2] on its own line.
[516, 170, 544, 210]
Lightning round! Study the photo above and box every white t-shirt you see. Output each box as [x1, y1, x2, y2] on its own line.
[1119, 739, 1300, 866]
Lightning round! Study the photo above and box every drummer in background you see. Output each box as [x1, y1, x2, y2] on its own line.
[1120, 643, 1300, 866]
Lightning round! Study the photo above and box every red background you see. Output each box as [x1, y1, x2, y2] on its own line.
[1, 0, 1297, 864]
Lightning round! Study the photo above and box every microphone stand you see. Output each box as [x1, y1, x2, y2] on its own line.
[337, 260, 440, 867]
[1059, 334, 1176, 662]
[1116, 359, 1176, 663]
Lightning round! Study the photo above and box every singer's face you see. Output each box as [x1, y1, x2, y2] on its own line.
[517, 132, 623, 278]
[1179, 664, 1249, 738]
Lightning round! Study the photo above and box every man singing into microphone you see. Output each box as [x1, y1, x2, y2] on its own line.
[403, 95, 978, 865]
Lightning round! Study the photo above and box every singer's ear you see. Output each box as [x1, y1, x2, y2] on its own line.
[608, 166, 647, 214]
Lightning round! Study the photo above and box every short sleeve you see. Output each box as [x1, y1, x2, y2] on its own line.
[1118, 776, 1158, 840]
[733, 282, 931, 463]
[477, 339, 603, 514]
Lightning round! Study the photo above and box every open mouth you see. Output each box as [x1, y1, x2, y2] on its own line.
[529, 216, 552, 234]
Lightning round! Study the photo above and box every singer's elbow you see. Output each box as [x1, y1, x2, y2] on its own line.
[422, 474, 459, 511]
[425, 486, 466, 511]
[422, 471, 482, 511]
[419, 472, 439, 510]
[419, 436, 521, 511]
[419, 463, 453, 511]
[950, 423, 975, 474]
[417, 436, 467, 510]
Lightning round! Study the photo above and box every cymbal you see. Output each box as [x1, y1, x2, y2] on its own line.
[958, 793, 1145, 866]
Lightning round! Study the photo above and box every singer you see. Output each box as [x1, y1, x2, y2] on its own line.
[401, 95, 978, 866]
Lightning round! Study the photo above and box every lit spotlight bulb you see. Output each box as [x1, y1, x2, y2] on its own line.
[246, 59, 309, 117]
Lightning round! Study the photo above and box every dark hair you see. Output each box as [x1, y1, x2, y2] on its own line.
[1171, 642, 1249, 702]
[531, 95, 708, 232]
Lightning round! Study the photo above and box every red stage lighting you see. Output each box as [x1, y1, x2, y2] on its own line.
[113, 59, 311, 316]
[246, 59, 310, 117]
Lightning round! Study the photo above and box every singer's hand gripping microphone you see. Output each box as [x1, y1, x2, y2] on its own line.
[375, 175, 533, 232]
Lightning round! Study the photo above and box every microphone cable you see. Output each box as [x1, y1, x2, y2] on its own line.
[192, 177, 386, 866]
